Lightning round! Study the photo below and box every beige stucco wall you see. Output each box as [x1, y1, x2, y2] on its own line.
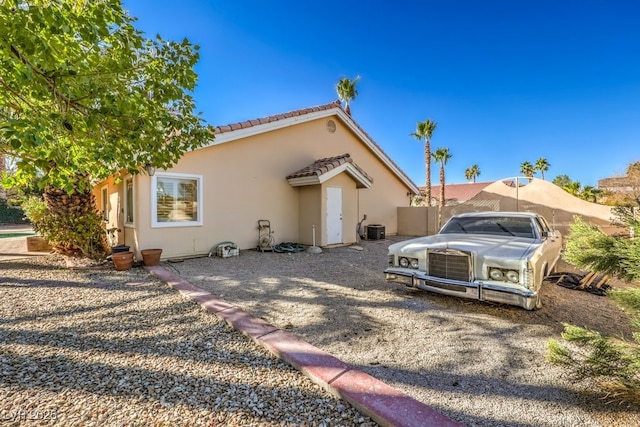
[297, 185, 321, 246]
[397, 206, 439, 236]
[96, 114, 414, 259]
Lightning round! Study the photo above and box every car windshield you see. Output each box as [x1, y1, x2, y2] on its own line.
[440, 216, 535, 238]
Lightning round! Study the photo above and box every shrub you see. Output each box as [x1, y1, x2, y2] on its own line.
[0, 198, 28, 224]
[548, 212, 640, 404]
[22, 196, 108, 259]
[547, 289, 640, 404]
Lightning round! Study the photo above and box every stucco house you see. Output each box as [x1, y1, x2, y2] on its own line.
[93, 101, 420, 259]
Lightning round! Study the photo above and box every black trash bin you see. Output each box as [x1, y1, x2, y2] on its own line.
[111, 244, 131, 254]
[367, 224, 385, 240]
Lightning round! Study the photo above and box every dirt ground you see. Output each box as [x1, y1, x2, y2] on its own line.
[172, 237, 640, 426]
[494, 258, 636, 339]
[3, 225, 638, 425]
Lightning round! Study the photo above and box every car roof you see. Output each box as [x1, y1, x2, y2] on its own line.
[451, 211, 538, 219]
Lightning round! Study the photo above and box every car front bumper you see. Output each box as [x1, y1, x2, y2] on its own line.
[384, 268, 539, 310]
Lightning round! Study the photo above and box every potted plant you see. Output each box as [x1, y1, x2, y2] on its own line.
[111, 251, 134, 271]
[140, 248, 163, 266]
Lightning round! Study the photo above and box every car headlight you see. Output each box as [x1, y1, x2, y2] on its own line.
[505, 270, 519, 283]
[489, 268, 504, 281]
[488, 267, 521, 284]
[398, 257, 419, 269]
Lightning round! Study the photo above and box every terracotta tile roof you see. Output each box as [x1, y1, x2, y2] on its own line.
[421, 182, 492, 202]
[286, 153, 373, 183]
[212, 100, 418, 193]
[214, 101, 342, 135]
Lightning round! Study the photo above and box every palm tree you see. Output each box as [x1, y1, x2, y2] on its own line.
[410, 119, 437, 205]
[535, 157, 550, 180]
[464, 164, 480, 183]
[432, 147, 452, 227]
[335, 76, 360, 116]
[580, 186, 601, 203]
[520, 161, 535, 181]
[564, 181, 582, 196]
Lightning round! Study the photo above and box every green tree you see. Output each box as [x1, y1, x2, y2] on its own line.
[0, 0, 212, 257]
[548, 208, 640, 404]
[432, 147, 451, 227]
[535, 157, 550, 180]
[464, 164, 480, 183]
[551, 175, 592, 199]
[580, 185, 601, 203]
[520, 161, 535, 181]
[564, 181, 582, 197]
[411, 119, 437, 205]
[335, 76, 360, 116]
[552, 174, 572, 188]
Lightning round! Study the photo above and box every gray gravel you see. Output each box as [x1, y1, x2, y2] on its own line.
[169, 237, 640, 427]
[0, 256, 374, 426]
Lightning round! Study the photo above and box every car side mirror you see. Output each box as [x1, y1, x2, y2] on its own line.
[543, 230, 556, 238]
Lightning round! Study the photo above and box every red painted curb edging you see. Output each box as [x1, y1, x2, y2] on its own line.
[145, 265, 464, 427]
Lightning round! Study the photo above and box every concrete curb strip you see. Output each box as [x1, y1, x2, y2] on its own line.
[145, 265, 463, 427]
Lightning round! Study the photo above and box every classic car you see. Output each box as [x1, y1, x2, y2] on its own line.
[384, 211, 562, 310]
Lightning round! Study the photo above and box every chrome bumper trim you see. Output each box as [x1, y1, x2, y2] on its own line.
[384, 268, 539, 310]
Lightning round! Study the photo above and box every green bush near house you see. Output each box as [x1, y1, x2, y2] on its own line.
[22, 196, 108, 259]
[0, 199, 28, 224]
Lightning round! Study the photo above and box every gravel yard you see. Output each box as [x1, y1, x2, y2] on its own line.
[170, 236, 640, 427]
[0, 256, 374, 426]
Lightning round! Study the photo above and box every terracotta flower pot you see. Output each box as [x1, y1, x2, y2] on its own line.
[112, 251, 134, 271]
[140, 248, 162, 266]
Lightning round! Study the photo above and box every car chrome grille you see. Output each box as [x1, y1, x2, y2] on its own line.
[428, 250, 470, 282]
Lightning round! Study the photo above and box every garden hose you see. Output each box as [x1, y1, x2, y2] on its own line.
[272, 242, 306, 253]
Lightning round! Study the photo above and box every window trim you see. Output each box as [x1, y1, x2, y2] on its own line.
[151, 172, 203, 228]
[124, 175, 135, 227]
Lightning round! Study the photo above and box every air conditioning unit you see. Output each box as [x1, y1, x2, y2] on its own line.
[366, 224, 385, 240]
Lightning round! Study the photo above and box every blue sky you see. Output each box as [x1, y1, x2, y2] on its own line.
[123, 0, 640, 188]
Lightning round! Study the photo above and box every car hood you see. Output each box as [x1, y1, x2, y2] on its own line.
[388, 233, 537, 260]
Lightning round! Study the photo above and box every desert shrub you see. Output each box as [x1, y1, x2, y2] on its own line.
[547, 290, 640, 404]
[564, 211, 640, 283]
[548, 212, 640, 404]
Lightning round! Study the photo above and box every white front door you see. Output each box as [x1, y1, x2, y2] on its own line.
[326, 187, 343, 245]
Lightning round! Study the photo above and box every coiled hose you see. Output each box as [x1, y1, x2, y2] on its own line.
[272, 242, 306, 253]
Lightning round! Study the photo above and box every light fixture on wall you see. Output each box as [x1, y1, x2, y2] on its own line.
[144, 163, 156, 176]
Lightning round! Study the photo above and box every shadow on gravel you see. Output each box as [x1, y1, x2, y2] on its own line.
[0, 269, 363, 425]
[358, 361, 640, 415]
[168, 236, 639, 426]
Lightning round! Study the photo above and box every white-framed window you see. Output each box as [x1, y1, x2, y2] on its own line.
[124, 176, 135, 226]
[151, 172, 203, 228]
[101, 185, 108, 221]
